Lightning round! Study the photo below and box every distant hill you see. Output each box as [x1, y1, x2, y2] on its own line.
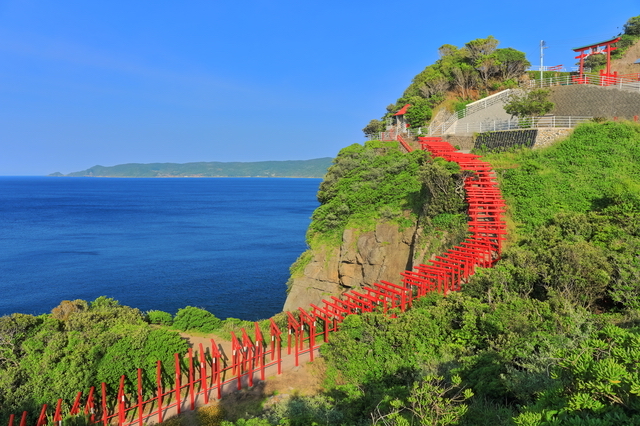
[50, 158, 333, 178]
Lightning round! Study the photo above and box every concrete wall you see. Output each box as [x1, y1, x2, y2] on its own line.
[549, 85, 640, 120]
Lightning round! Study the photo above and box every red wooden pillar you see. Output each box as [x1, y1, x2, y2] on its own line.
[70, 392, 82, 416]
[8, 414, 14, 426]
[101, 383, 108, 426]
[286, 312, 300, 367]
[85, 386, 96, 423]
[117, 376, 126, 426]
[255, 322, 265, 382]
[241, 328, 254, 388]
[268, 318, 283, 374]
[174, 353, 182, 415]
[230, 332, 243, 391]
[210, 339, 222, 400]
[276, 329, 282, 375]
[198, 343, 209, 405]
[298, 308, 316, 362]
[187, 348, 195, 411]
[53, 399, 62, 426]
[36, 405, 47, 426]
[19, 412, 27, 426]
[156, 361, 163, 424]
[137, 369, 144, 426]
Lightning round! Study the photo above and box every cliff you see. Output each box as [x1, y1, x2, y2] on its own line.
[283, 141, 468, 311]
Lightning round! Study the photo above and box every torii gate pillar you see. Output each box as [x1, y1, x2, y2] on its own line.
[573, 37, 621, 83]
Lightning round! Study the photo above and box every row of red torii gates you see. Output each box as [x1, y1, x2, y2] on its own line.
[6, 136, 507, 426]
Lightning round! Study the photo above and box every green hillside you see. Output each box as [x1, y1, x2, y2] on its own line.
[275, 121, 640, 426]
[50, 158, 333, 178]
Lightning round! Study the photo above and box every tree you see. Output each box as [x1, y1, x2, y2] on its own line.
[363, 119, 385, 138]
[475, 53, 500, 88]
[464, 36, 499, 63]
[451, 63, 477, 99]
[504, 89, 554, 118]
[495, 47, 530, 81]
[623, 15, 640, 36]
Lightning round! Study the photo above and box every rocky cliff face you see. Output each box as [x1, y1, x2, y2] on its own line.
[282, 140, 467, 312]
[283, 220, 422, 312]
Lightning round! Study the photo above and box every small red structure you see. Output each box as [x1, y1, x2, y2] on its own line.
[573, 37, 621, 84]
[393, 103, 411, 129]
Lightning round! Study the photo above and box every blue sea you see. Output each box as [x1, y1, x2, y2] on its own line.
[0, 177, 320, 321]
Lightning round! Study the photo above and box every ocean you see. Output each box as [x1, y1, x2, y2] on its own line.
[0, 177, 320, 321]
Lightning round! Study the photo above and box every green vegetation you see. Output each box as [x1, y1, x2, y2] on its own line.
[583, 15, 640, 72]
[49, 158, 333, 178]
[0, 297, 188, 423]
[503, 89, 554, 118]
[308, 140, 467, 246]
[226, 121, 640, 425]
[364, 36, 530, 134]
[173, 306, 222, 333]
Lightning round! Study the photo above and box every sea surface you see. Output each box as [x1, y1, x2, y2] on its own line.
[0, 177, 320, 321]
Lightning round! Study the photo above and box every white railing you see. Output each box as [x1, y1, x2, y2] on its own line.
[522, 73, 640, 92]
[429, 116, 593, 136]
[463, 89, 515, 117]
[372, 127, 424, 141]
[427, 89, 514, 135]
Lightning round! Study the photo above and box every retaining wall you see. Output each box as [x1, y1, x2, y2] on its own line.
[549, 85, 640, 120]
[473, 128, 573, 151]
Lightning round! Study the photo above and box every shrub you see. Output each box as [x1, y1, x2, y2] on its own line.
[173, 306, 221, 333]
[146, 310, 173, 326]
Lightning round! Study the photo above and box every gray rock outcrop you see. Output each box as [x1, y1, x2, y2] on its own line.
[283, 221, 419, 312]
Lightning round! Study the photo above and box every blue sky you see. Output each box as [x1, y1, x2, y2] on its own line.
[0, 1, 637, 175]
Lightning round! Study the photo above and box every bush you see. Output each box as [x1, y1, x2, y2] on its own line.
[173, 306, 221, 333]
[146, 310, 173, 326]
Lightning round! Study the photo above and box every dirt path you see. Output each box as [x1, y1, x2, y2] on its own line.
[147, 332, 324, 424]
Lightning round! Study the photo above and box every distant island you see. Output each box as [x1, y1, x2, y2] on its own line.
[49, 158, 333, 178]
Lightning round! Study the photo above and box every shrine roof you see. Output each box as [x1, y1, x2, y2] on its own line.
[394, 104, 411, 115]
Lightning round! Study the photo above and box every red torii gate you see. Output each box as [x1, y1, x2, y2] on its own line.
[573, 36, 621, 84]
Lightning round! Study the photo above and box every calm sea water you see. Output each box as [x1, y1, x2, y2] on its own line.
[0, 177, 320, 321]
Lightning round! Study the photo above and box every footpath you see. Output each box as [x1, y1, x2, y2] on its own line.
[145, 332, 323, 424]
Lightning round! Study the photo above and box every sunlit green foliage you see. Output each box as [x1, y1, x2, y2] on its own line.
[311, 140, 466, 245]
[0, 297, 187, 423]
[364, 36, 530, 134]
[475, 122, 640, 308]
[173, 306, 221, 333]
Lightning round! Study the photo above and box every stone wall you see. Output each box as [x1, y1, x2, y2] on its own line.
[441, 135, 474, 151]
[474, 129, 538, 151]
[549, 85, 640, 120]
[471, 128, 573, 151]
[533, 128, 573, 149]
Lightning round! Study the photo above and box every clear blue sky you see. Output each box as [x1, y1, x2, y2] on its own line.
[0, 1, 637, 175]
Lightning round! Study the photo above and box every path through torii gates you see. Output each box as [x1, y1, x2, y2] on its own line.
[6, 136, 506, 426]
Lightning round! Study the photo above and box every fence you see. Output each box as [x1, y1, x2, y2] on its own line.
[428, 72, 640, 136]
[7, 138, 506, 426]
[435, 116, 594, 135]
[522, 72, 640, 92]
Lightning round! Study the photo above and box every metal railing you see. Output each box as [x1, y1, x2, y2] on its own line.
[427, 72, 640, 135]
[373, 127, 423, 141]
[429, 116, 593, 135]
[522, 73, 640, 92]
[464, 89, 515, 117]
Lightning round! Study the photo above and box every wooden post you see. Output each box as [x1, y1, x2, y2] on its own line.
[199, 343, 209, 405]
[174, 353, 182, 415]
[117, 375, 125, 426]
[137, 369, 144, 426]
[156, 361, 163, 424]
